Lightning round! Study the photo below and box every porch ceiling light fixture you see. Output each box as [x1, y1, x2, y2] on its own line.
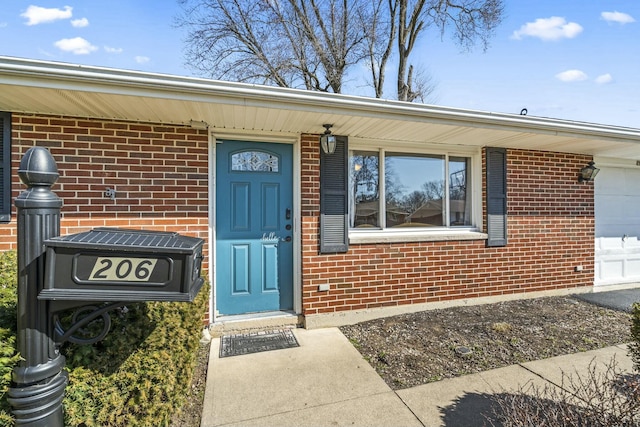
[320, 124, 336, 154]
[578, 161, 600, 182]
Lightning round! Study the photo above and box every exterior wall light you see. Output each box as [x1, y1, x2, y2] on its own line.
[320, 124, 336, 154]
[579, 161, 600, 182]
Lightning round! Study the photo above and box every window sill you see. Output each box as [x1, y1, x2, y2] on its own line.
[348, 229, 488, 245]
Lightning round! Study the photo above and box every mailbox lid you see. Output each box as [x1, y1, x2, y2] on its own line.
[44, 227, 203, 254]
[41, 227, 205, 303]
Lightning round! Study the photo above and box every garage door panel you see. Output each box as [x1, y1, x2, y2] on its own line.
[598, 225, 640, 237]
[597, 199, 640, 226]
[597, 168, 625, 193]
[598, 259, 624, 281]
[596, 200, 621, 214]
[595, 255, 640, 284]
[597, 237, 622, 250]
[626, 257, 640, 276]
[595, 165, 640, 286]
[617, 194, 640, 214]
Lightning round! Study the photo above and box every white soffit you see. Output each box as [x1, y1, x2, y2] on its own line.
[1, 56, 640, 158]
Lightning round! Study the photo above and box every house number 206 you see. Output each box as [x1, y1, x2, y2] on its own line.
[88, 257, 159, 282]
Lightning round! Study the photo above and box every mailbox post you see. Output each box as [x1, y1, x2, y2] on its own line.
[8, 147, 67, 426]
[8, 147, 205, 426]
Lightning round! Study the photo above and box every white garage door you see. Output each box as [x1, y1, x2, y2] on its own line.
[595, 165, 640, 286]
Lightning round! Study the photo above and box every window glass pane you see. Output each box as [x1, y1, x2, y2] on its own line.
[231, 150, 279, 172]
[350, 151, 380, 228]
[385, 153, 445, 227]
[449, 157, 472, 226]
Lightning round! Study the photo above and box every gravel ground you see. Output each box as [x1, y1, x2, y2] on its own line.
[340, 296, 632, 390]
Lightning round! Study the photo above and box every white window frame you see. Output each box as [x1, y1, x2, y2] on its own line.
[348, 139, 486, 244]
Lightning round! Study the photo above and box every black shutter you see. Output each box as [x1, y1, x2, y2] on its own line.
[0, 112, 10, 223]
[320, 136, 349, 253]
[486, 147, 507, 247]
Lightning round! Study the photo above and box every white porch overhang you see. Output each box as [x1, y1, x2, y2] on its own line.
[1, 56, 640, 159]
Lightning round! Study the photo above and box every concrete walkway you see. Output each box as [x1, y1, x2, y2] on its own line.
[200, 327, 634, 427]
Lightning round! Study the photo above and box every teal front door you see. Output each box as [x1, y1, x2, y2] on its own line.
[215, 140, 294, 315]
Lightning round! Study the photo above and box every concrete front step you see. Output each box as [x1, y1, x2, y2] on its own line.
[207, 311, 302, 337]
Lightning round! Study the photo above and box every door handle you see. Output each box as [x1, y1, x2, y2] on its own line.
[285, 208, 291, 220]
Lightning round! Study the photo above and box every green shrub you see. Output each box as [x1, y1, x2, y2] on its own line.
[61, 283, 209, 427]
[0, 249, 209, 427]
[630, 302, 640, 372]
[0, 251, 18, 427]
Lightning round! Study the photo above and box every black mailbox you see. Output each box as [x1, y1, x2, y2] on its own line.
[40, 228, 205, 302]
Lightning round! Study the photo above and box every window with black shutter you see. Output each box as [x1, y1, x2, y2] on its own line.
[486, 147, 507, 247]
[320, 136, 349, 253]
[0, 112, 10, 223]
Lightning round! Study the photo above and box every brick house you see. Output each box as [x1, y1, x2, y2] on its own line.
[1, 56, 639, 328]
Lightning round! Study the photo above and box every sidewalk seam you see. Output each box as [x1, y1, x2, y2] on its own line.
[517, 362, 564, 390]
[393, 390, 427, 427]
[516, 361, 598, 407]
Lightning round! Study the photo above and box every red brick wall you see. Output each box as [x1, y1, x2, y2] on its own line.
[1, 114, 211, 318]
[301, 136, 595, 316]
[2, 116, 596, 322]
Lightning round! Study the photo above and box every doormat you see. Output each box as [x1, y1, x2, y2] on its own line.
[219, 329, 299, 358]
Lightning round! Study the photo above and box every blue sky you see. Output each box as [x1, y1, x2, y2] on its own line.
[1, 1, 638, 128]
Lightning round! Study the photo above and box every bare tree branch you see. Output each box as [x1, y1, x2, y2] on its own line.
[177, 0, 368, 93]
[353, 0, 394, 98]
[176, 0, 503, 101]
[395, 0, 504, 101]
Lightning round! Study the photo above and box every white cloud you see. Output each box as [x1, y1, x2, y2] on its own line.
[71, 18, 89, 28]
[0, 22, 7, 28]
[104, 46, 123, 54]
[595, 73, 613, 84]
[21, 5, 72, 26]
[135, 56, 150, 64]
[512, 17, 583, 41]
[555, 69, 588, 82]
[54, 37, 98, 55]
[601, 11, 635, 24]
